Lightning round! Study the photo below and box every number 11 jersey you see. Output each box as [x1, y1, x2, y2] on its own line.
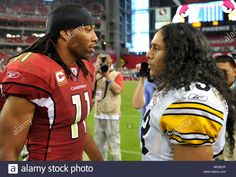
[2, 52, 94, 160]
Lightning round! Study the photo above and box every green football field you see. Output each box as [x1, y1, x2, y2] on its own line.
[86, 80, 142, 161]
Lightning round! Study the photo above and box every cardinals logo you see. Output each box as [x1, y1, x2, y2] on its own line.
[222, 0, 236, 21]
[55, 70, 67, 86]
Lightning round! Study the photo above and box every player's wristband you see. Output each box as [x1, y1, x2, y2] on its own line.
[106, 79, 113, 84]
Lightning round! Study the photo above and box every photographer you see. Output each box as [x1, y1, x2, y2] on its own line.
[132, 62, 156, 138]
[94, 54, 124, 160]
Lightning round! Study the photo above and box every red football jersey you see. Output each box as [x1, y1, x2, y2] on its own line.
[2, 52, 94, 160]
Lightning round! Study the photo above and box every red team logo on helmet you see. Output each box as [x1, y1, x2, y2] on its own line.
[55, 70, 67, 86]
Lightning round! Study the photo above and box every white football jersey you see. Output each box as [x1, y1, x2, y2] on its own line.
[141, 82, 228, 161]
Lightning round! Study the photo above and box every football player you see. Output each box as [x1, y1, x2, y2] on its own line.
[142, 23, 235, 161]
[0, 4, 103, 160]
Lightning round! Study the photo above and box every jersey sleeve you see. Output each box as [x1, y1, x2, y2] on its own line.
[160, 90, 226, 146]
[2, 53, 53, 101]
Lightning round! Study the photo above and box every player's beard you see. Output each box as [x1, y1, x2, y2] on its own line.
[69, 46, 89, 62]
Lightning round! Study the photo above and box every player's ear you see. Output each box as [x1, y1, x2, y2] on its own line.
[59, 30, 71, 41]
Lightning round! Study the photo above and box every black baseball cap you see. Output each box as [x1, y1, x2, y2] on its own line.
[46, 3, 94, 34]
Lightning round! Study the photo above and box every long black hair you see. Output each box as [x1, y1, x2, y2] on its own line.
[158, 23, 235, 154]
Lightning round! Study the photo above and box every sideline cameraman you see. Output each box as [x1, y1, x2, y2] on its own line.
[93, 54, 124, 160]
[132, 62, 156, 138]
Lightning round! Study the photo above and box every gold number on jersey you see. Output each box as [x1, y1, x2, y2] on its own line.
[71, 92, 90, 139]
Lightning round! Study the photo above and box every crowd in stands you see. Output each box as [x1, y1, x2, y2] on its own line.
[0, 0, 104, 60]
[0, 0, 103, 16]
[0, 35, 39, 46]
[6, 35, 38, 44]
[0, 48, 17, 71]
[0, 0, 49, 16]
[53, 0, 104, 15]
